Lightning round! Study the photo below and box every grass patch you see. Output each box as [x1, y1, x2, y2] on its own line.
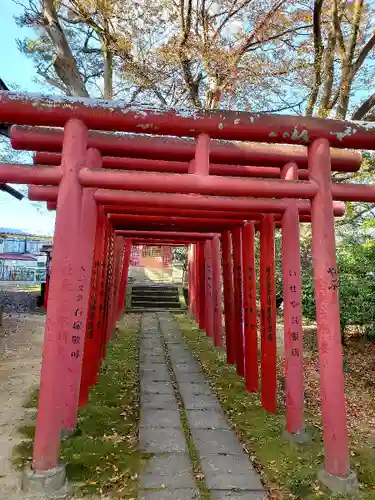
[14, 314, 150, 497]
[174, 313, 375, 500]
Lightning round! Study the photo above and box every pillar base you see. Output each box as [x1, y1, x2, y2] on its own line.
[283, 428, 310, 444]
[317, 467, 358, 495]
[22, 463, 70, 499]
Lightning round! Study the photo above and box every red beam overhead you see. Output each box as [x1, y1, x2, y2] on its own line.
[108, 214, 244, 226]
[116, 231, 215, 239]
[0, 164, 61, 185]
[29, 186, 345, 217]
[2, 92, 374, 149]
[13, 126, 361, 171]
[79, 170, 318, 199]
[33, 153, 310, 179]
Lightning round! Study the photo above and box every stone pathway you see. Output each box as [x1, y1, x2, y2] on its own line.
[138, 312, 267, 500]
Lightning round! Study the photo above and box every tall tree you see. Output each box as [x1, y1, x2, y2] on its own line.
[306, 0, 375, 120]
[15, 0, 313, 111]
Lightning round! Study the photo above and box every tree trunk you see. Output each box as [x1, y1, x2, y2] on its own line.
[42, 0, 89, 97]
[102, 39, 113, 100]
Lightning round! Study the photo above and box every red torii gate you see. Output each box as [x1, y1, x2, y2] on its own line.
[1, 91, 375, 496]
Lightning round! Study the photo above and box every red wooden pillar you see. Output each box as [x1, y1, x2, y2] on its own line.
[117, 239, 132, 317]
[242, 222, 259, 392]
[211, 234, 222, 347]
[195, 243, 201, 325]
[231, 227, 244, 376]
[309, 139, 354, 485]
[91, 218, 111, 385]
[198, 241, 206, 331]
[188, 245, 196, 317]
[204, 239, 214, 338]
[62, 148, 102, 432]
[32, 119, 88, 472]
[281, 163, 305, 437]
[79, 208, 106, 408]
[260, 215, 277, 414]
[221, 231, 235, 364]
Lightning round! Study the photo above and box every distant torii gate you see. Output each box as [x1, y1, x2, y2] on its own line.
[1, 90, 375, 496]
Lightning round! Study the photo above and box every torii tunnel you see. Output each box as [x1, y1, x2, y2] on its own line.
[2, 91, 375, 494]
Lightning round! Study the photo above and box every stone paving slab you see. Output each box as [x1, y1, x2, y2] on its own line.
[173, 363, 202, 374]
[178, 382, 213, 397]
[139, 453, 196, 489]
[139, 427, 187, 453]
[199, 455, 264, 491]
[141, 381, 175, 395]
[141, 393, 179, 410]
[140, 360, 167, 369]
[186, 409, 231, 430]
[191, 429, 244, 456]
[174, 372, 206, 383]
[139, 489, 201, 500]
[140, 353, 166, 363]
[211, 492, 268, 500]
[141, 371, 171, 383]
[140, 408, 182, 428]
[182, 394, 221, 410]
[140, 365, 170, 376]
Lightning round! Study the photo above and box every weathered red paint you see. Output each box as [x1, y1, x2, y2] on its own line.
[204, 239, 214, 338]
[221, 231, 235, 364]
[309, 139, 350, 478]
[62, 147, 102, 432]
[14, 125, 361, 170]
[242, 223, 258, 392]
[3, 93, 373, 149]
[231, 227, 244, 376]
[260, 215, 277, 414]
[32, 119, 88, 472]
[211, 235, 223, 347]
[281, 162, 305, 436]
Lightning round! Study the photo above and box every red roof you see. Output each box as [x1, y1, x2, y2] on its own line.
[0, 253, 38, 261]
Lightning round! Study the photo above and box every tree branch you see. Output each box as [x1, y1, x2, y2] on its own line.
[353, 31, 375, 75]
[41, 0, 89, 97]
[351, 92, 375, 120]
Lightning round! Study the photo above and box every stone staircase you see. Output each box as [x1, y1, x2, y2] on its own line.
[129, 284, 183, 311]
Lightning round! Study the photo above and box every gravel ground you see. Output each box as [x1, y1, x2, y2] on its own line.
[0, 289, 43, 315]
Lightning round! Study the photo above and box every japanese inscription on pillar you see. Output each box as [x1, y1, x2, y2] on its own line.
[288, 269, 301, 357]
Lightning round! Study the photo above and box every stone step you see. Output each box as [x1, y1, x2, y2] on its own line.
[132, 290, 179, 298]
[133, 295, 180, 303]
[132, 300, 182, 309]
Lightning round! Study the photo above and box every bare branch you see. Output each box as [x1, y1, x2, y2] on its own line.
[353, 31, 375, 75]
[306, 0, 324, 116]
[351, 92, 375, 120]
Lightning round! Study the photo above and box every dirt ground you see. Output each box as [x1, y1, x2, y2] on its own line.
[0, 311, 44, 499]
